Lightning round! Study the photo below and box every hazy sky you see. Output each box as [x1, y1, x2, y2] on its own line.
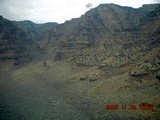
[0, 0, 159, 23]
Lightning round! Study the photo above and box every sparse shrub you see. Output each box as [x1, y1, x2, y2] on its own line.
[156, 75, 160, 80]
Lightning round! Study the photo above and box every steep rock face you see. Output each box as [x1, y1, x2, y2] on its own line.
[0, 3, 160, 67]
[0, 16, 29, 65]
[43, 4, 144, 47]
[14, 20, 58, 43]
[0, 16, 57, 66]
[40, 4, 160, 66]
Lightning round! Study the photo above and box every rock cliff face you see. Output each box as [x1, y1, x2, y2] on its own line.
[39, 3, 160, 67]
[0, 3, 160, 67]
[0, 16, 29, 65]
[0, 16, 57, 66]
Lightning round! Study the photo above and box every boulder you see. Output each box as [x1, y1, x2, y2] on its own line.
[129, 67, 148, 76]
[89, 77, 98, 81]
